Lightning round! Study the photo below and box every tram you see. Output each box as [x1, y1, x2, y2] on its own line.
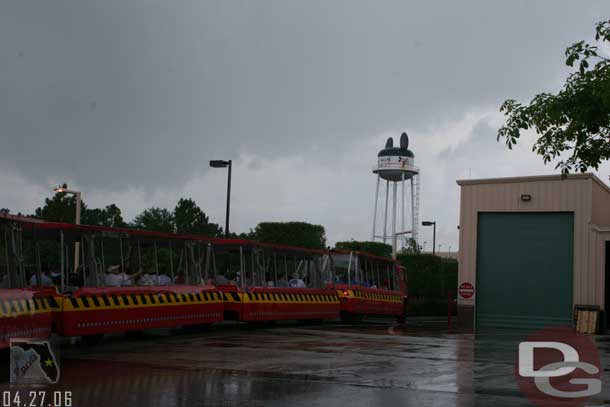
[0, 214, 56, 349]
[0, 214, 407, 345]
[1, 214, 224, 342]
[332, 250, 406, 320]
[210, 239, 340, 322]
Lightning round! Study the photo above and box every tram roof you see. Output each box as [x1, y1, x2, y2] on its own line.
[0, 214, 398, 264]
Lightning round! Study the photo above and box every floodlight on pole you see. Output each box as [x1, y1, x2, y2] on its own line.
[53, 184, 82, 273]
[421, 220, 436, 256]
[209, 160, 232, 237]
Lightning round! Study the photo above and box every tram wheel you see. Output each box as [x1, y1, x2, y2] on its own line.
[81, 334, 104, 346]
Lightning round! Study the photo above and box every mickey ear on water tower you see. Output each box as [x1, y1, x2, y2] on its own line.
[385, 137, 394, 148]
[400, 132, 409, 149]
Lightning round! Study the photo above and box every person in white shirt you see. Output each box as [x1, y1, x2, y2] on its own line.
[105, 265, 141, 287]
[289, 278, 306, 288]
[138, 273, 172, 286]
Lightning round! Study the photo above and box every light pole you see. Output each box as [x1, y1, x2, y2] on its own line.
[422, 220, 436, 256]
[210, 160, 232, 237]
[54, 184, 81, 272]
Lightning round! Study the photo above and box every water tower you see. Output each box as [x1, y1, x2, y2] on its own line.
[371, 132, 420, 258]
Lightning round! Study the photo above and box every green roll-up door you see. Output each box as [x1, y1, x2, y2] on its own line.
[476, 212, 574, 330]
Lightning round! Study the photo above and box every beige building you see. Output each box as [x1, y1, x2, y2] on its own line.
[456, 174, 610, 331]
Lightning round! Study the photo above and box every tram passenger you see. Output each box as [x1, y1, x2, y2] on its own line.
[0, 273, 8, 288]
[289, 276, 305, 288]
[104, 265, 142, 287]
[29, 270, 54, 287]
[137, 272, 172, 286]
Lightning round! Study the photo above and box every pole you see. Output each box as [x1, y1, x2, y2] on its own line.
[225, 160, 232, 237]
[60, 231, 65, 292]
[391, 181, 398, 260]
[73, 192, 81, 273]
[410, 178, 415, 250]
[347, 252, 353, 287]
[383, 180, 389, 244]
[432, 222, 436, 257]
[372, 175, 380, 240]
[401, 173, 405, 248]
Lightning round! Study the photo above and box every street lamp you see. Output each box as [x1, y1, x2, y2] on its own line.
[53, 184, 82, 272]
[422, 220, 436, 256]
[209, 160, 232, 237]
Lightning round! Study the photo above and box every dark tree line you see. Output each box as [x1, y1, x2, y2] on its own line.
[23, 193, 223, 237]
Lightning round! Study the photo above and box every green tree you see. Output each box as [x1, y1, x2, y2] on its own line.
[83, 204, 127, 227]
[498, 20, 610, 174]
[0, 208, 9, 215]
[34, 192, 88, 223]
[33, 192, 127, 227]
[334, 241, 392, 257]
[132, 207, 175, 232]
[174, 198, 221, 236]
[250, 222, 327, 249]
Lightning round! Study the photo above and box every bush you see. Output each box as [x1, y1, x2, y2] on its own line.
[398, 253, 458, 316]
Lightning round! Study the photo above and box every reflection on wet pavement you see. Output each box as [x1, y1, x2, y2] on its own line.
[2, 321, 610, 406]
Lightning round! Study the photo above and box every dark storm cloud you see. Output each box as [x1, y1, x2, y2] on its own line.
[1, 0, 608, 190]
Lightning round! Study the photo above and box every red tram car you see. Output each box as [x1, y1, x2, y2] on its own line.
[0, 215, 56, 349]
[210, 239, 340, 322]
[0, 214, 407, 346]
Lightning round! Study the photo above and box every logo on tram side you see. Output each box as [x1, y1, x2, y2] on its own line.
[515, 326, 601, 407]
[10, 338, 60, 384]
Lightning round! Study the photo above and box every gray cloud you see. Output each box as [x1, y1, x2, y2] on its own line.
[1, 0, 610, 248]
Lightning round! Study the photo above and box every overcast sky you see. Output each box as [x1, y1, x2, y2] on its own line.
[1, 1, 610, 250]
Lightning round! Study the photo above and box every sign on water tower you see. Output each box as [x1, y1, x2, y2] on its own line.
[371, 132, 421, 257]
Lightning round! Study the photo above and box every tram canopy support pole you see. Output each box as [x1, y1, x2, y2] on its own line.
[100, 238, 105, 274]
[376, 263, 381, 288]
[35, 239, 42, 288]
[284, 255, 288, 282]
[137, 241, 142, 273]
[204, 243, 212, 284]
[347, 251, 353, 287]
[3, 226, 11, 288]
[239, 246, 245, 289]
[273, 253, 278, 284]
[154, 242, 159, 282]
[169, 242, 174, 282]
[60, 231, 65, 292]
[386, 264, 390, 289]
[119, 237, 124, 273]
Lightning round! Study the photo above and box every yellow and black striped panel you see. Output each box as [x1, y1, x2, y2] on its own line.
[241, 292, 339, 304]
[0, 296, 56, 318]
[341, 290, 403, 303]
[63, 291, 223, 312]
[222, 291, 241, 303]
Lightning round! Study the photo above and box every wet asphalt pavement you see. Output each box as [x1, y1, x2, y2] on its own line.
[3, 319, 610, 406]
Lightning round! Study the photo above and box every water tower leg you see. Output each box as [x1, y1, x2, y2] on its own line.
[411, 176, 418, 248]
[401, 172, 405, 249]
[391, 181, 398, 259]
[383, 180, 389, 244]
[372, 174, 380, 240]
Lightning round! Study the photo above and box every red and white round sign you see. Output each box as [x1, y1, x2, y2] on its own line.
[458, 282, 474, 299]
